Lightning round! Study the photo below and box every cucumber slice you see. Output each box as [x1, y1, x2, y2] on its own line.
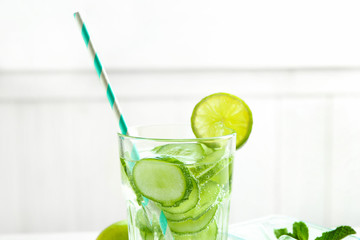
[120, 157, 130, 184]
[132, 158, 193, 207]
[173, 219, 218, 240]
[140, 230, 165, 240]
[197, 156, 233, 186]
[211, 160, 233, 187]
[121, 157, 144, 205]
[200, 143, 214, 155]
[153, 143, 207, 163]
[136, 208, 165, 240]
[140, 230, 154, 240]
[135, 208, 152, 232]
[140, 229, 163, 240]
[189, 148, 226, 177]
[201, 147, 226, 164]
[161, 178, 199, 214]
[168, 205, 218, 234]
[164, 181, 220, 221]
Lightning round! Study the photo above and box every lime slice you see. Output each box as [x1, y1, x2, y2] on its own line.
[191, 92, 253, 149]
[96, 220, 128, 240]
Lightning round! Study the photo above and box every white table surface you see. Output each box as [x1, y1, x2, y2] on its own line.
[1, 229, 359, 240]
[0, 232, 99, 240]
[1, 230, 359, 240]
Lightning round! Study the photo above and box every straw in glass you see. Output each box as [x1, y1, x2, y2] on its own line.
[73, 12, 173, 239]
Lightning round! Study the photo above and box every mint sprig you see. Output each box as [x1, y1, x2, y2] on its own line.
[274, 222, 356, 240]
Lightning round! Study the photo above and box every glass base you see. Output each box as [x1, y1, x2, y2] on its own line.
[127, 198, 232, 240]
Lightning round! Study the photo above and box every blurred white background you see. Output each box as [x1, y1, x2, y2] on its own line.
[1, 0, 360, 234]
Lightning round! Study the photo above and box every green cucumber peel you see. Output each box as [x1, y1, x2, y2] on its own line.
[168, 205, 218, 234]
[164, 181, 221, 221]
[120, 156, 144, 205]
[172, 219, 218, 240]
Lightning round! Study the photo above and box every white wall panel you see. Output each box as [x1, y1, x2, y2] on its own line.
[0, 71, 291, 102]
[278, 98, 330, 226]
[0, 104, 21, 232]
[0, 101, 126, 233]
[4, 70, 360, 101]
[331, 98, 360, 227]
[230, 97, 280, 223]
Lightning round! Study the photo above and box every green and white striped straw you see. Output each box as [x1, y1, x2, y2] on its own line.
[73, 12, 127, 134]
[73, 12, 173, 240]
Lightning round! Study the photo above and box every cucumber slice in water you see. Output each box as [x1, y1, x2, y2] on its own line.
[121, 156, 144, 205]
[173, 219, 218, 240]
[140, 231, 154, 240]
[197, 156, 233, 186]
[161, 178, 199, 214]
[164, 181, 220, 221]
[168, 205, 218, 234]
[211, 160, 234, 187]
[189, 148, 226, 177]
[153, 143, 208, 163]
[132, 158, 193, 207]
[140, 229, 165, 240]
[200, 143, 214, 155]
[136, 208, 164, 240]
[135, 208, 151, 232]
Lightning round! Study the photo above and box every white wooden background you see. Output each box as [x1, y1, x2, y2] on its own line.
[1, 0, 360, 234]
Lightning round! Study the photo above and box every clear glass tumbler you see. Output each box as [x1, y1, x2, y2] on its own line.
[119, 124, 236, 240]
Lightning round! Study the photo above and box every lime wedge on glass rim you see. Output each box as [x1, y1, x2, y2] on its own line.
[191, 92, 253, 149]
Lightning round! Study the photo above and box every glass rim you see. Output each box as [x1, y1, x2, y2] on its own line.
[117, 123, 236, 142]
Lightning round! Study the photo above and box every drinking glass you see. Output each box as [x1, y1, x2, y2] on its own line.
[119, 124, 236, 240]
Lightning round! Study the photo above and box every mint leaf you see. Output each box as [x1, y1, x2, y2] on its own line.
[292, 221, 309, 240]
[275, 228, 289, 239]
[315, 226, 356, 240]
[274, 222, 309, 240]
